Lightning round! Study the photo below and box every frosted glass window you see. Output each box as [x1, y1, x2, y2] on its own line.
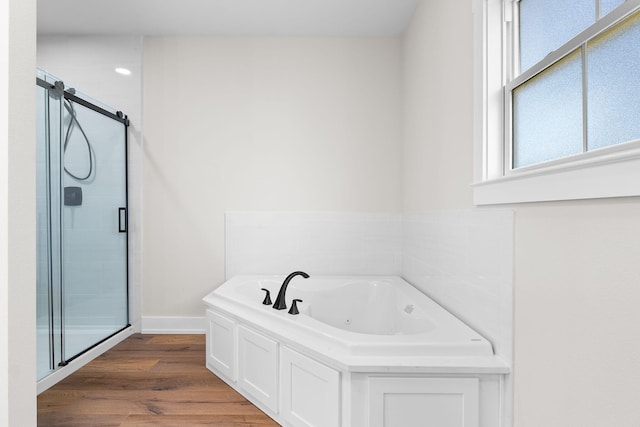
[513, 50, 583, 168]
[519, 0, 594, 72]
[587, 12, 640, 150]
[600, 0, 625, 17]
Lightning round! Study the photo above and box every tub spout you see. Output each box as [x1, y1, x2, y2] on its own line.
[273, 271, 309, 310]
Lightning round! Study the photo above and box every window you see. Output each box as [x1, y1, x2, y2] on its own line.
[473, 0, 640, 204]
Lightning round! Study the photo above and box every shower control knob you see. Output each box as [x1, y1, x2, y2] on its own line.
[261, 288, 272, 305]
[289, 299, 302, 315]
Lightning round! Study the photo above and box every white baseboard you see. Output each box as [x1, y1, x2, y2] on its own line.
[141, 316, 206, 334]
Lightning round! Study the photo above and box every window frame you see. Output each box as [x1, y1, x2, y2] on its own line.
[473, 0, 640, 205]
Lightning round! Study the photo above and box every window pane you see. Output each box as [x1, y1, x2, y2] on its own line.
[600, 0, 625, 17]
[587, 12, 640, 151]
[513, 50, 583, 168]
[519, 0, 594, 72]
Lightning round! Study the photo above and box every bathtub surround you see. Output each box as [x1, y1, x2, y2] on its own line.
[225, 210, 513, 366]
[402, 210, 514, 363]
[225, 212, 402, 279]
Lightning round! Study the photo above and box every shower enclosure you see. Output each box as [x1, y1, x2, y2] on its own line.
[36, 69, 130, 381]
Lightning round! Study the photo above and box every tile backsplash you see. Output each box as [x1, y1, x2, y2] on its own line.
[402, 210, 513, 362]
[226, 212, 403, 278]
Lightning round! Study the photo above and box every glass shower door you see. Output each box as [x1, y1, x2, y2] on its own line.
[36, 71, 129, 379]
[60, 95, 129, 363]
[36, 76, 63, 380]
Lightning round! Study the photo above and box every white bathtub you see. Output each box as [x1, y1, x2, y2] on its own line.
[203, 275, 504, 367]
[203, 275, 509, 427]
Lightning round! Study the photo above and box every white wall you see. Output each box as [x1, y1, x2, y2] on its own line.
[513, 200, 640, 427]
[37, 36, 144, 331]
[401, 0, 474, 211]
[1, 3, 9, 420]
[143, 37, 402, 317]
[402, 2, 640, 427]
[2, 0, 37, 424]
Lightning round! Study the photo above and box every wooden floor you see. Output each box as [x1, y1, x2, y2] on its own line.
[37, 334, 280, 427]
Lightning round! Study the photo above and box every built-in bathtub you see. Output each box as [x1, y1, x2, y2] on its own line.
[203, 275, 509, 426]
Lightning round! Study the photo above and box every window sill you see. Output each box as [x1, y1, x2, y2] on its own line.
[473, 145, 640, 205]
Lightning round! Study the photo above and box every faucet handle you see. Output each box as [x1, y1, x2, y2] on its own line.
[261, 288, 272, 305]
[289, 299, 303, 315]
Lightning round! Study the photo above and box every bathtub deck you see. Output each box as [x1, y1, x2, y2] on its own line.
[37, 334, 279, 427]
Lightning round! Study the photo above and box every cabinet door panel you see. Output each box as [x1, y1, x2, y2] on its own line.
[238, 325, 279, 412]
[369, 377, 479, 427]
[280, 346, 340, 427]
[206, 309, 236, 381]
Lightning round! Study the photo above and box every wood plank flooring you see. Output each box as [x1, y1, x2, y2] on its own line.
[37, 334, 280, 427]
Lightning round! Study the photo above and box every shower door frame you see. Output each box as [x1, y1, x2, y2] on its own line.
[36, 76, 132, 390]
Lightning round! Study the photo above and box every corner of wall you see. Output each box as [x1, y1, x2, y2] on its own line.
[5, 0, 37, 424]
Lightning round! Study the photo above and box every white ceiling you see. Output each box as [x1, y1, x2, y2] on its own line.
[37, 0, 418, 37]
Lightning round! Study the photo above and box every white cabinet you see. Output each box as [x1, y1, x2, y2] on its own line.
[205, 309, 236, 381]
[368, 377, 479, 427]
[280, 346, 341, 427]
[204, 306, 495, 427]
[237, 325, 279, 412]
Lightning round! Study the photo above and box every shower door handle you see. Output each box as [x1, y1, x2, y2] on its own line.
[118, 207, 127, 233]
